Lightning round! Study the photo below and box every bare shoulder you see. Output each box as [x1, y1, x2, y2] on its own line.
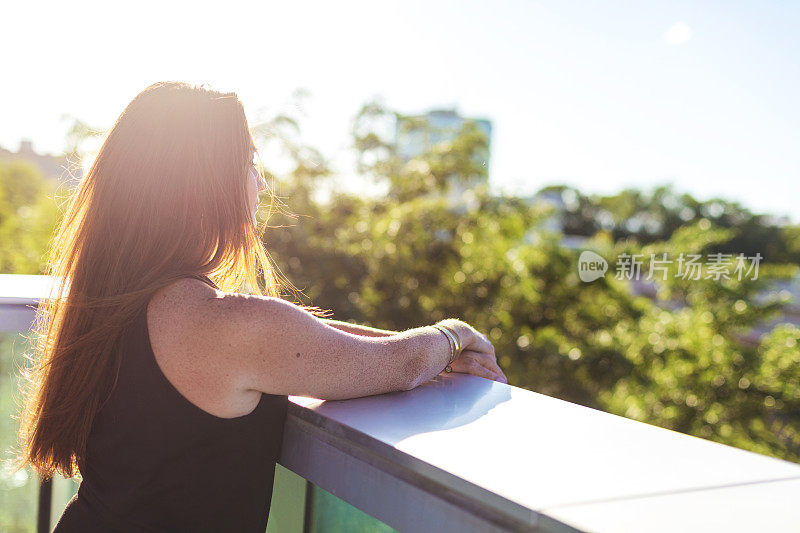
[146, 278, 262, 418]
[148, 278, 305, 347]
[148, 277, 219, 327]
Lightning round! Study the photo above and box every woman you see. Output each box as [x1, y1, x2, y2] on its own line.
[16, 81, 506, 532]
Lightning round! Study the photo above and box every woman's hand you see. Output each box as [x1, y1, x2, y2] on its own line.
[438, 319, 507, 383]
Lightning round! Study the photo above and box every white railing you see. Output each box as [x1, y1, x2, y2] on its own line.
[2, 274, 800, 532]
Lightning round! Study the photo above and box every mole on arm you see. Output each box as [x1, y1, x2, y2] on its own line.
[295, 352, 301, 358]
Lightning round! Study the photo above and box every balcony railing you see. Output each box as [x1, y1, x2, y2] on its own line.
[2, 274, 800, 532]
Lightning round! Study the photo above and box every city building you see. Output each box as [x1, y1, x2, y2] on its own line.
[395, 109, 492, 207]
[395, 109, 491, 162]
[0, 139, 81, 184]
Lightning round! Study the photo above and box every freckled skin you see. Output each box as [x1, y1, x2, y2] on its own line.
[147, 278, 504, 418]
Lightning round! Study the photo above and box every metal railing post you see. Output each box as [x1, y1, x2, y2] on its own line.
[37, 476, 53, 533]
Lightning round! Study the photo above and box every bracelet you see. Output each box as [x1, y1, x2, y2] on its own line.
[430, 325, 454, 372]
[431, 323, 461, 373]
[437, 322, 463, 355]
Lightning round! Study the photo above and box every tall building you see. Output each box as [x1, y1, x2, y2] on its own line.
[396, 109, 491, 161]
[395, 109, 492, 205]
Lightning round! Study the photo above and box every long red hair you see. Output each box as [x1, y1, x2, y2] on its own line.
[16, 81, 320, 479]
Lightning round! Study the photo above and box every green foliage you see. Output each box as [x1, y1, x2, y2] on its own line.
[542, 184, 800, 263]
[598, 254, 800, 461]
[0, 161, 60, 274]
[258, 101, 799, 463]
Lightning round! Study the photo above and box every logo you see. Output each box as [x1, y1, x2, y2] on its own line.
[578, 251, 608, 282]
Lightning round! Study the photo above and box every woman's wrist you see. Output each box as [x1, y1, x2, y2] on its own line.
[435, 319, 471, 351]
[432, 319, 470, 373]
[430, 324, 457, 373]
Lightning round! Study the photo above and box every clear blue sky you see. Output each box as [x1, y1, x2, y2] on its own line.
[2, 0, 798, 220]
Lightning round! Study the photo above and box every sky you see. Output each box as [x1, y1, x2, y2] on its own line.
[2, 0, 798, 221]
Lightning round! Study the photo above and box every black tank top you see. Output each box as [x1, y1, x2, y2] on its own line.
[54, 276, 288, 532]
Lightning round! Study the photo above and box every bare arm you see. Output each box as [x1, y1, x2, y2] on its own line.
[150, 279, 504, 407]
[321, 318, 398, 337]
[169, 282, 456, 400]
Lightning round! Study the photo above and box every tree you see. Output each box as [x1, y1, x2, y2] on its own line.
[537, 184, 800, 264]
[598, 223, 799, 461]
[0, 161, 60, 274]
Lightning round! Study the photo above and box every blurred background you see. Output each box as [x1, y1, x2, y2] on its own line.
[1, 1, 799, 530]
